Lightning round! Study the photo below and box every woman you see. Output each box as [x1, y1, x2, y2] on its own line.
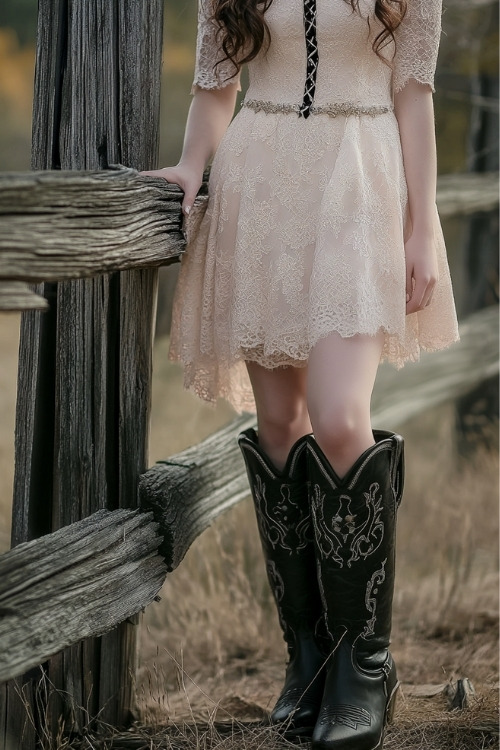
[143, 1, 459, 747]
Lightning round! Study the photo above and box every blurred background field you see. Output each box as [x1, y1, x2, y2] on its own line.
[0, 1, 498, 747]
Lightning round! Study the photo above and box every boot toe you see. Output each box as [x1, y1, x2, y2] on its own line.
[312, 714, 385, 750]
[271, 689, 320, 734]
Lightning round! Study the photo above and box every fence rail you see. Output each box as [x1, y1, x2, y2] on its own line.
[0, 169, 497, 311]
[0, 510, 166, 683]
[0, 167, 200, 310]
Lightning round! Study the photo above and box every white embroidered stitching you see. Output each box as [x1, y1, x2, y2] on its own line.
[363, 560, 387, 637]
[311, 482, 385, 567]
[252, 475, 312, 553]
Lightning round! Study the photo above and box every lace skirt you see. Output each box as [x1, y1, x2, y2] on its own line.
[169, 106, 459, 413]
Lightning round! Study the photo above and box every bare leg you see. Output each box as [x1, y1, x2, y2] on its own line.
[245, 361, 312, 471]
[307, 331, 384, 478]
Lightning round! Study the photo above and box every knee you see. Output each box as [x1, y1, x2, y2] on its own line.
[312, 412, 358, 454]
[257, 396, 310, 448]
[309, 404, 369, 459]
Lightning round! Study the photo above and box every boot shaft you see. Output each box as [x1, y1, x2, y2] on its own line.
[238, 428, 323, 634]
[239, 428, 312, 557]
[307, 433, 404, 651]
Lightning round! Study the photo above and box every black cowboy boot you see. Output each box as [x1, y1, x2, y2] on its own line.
[307, 430, 404, 750]
[238, 428, 327, 736]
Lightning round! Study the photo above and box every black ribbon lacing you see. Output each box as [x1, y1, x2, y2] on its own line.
[299, 0, 319, 118]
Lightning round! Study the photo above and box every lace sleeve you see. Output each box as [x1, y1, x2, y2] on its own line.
[191, 0, 241, 93]
[392, 0, 442, 93]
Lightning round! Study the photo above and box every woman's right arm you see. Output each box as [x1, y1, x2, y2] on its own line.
[141, 82, 239, 215]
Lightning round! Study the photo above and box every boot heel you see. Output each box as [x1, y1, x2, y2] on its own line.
[385, 682, 399, 725]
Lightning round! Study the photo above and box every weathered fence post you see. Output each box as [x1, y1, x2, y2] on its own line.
[0, 1, 164, 745]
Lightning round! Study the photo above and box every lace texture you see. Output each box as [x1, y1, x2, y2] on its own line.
[393, 0, 443, 93]
[191, 0, 241, 92]
[169, 0, 459, 413]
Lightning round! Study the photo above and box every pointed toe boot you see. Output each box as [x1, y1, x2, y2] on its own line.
[307, 431, 404, 750]
[239, 428, 327, 736]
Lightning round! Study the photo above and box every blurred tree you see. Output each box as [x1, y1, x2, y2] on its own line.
[436, 0, 499, 173]
[165, 0, 197, 43]
[161, 0, 198, 168]
[0, 0, 37, 45]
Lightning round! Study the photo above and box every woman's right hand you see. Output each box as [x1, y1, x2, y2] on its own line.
[141, 85, 238, 216]
[140, 164, 203, 217]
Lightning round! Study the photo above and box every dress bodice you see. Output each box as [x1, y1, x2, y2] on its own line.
[192, 0, 443, 102]
[246, 0, 392, 110]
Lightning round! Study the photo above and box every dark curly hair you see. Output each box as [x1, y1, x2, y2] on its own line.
[211, 0, 407, 73]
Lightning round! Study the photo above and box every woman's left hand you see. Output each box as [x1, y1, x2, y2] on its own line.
[404, 230, 439, 315]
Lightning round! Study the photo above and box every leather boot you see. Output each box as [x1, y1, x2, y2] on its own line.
[238, 428, 327, 735]
[307, 430, 404, 750]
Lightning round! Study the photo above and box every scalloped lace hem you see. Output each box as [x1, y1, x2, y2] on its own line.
[168, 325, 460, 414]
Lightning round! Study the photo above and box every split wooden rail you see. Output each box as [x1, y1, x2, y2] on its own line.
[0, 168, 497, 312]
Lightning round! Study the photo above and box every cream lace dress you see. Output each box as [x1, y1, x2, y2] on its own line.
[169, 0, 459, 412]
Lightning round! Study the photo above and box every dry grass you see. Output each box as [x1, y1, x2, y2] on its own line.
[16, 668, 498, 750]
[66, 696, 500, 749]
[0, 318, 498, 749]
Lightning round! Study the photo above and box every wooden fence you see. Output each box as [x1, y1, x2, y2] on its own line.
[0, 0, 498, 748]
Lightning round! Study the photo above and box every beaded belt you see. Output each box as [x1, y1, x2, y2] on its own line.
[242, 98, 392, 118]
